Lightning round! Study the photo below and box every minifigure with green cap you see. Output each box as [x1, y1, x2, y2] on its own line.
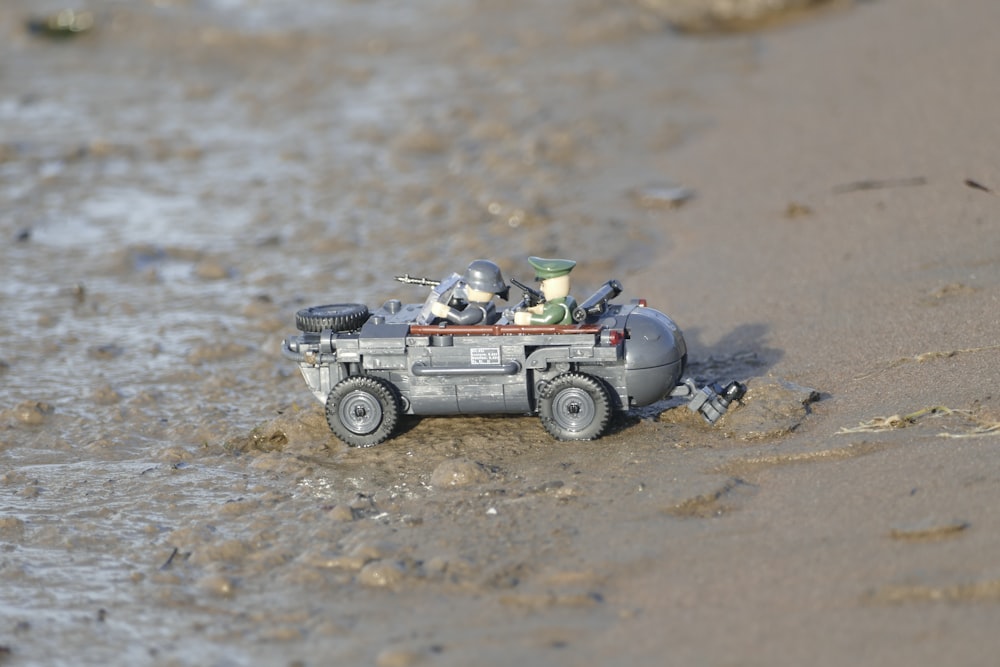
[513, 256, 578, 325]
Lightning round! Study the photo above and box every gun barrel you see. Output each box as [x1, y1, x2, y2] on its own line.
[395, 274, 440, 287]
[573, 279, 623, 323]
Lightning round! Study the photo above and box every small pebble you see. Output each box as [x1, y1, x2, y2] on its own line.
[358, 560, 405, 588]
[0, 517, 25, 538]
[376, 647, 425, 667]
[91, 383, 123, 404]
[194, 259, 229, 280]
[328, 504, 355, 522]
[430, 458, 489, 488]
[88, 344, 124, 361]
[628, 182, 695, 209]
[197, 574, 235, 597]
[13, 401, 54, 426]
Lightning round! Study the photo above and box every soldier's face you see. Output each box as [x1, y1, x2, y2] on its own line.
[540, 275, 570, 300]
[466, 287, 493, 303]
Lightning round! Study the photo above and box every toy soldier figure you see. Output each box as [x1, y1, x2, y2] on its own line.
[430, 259, 508, 325]
[513, 256, 577, 325]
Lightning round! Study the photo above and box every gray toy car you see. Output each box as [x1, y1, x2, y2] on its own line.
[282, 278, 745, 447]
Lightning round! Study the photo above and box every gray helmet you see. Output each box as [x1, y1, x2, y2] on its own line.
[463, 259, 508, 297]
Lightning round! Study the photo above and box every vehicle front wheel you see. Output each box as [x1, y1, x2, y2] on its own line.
[538, 372, 611, 441]
[325, 376, 400, 447]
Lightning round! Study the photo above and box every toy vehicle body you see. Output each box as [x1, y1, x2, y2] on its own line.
[282, 281, 743, 446]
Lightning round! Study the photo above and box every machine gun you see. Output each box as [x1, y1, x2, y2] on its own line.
[395, 274, 440, 287]
[396, 272, 468, 325]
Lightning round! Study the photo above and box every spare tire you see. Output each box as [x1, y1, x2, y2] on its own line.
[295, 303, 369, 332]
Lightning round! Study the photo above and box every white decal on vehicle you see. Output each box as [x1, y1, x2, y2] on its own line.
[470, 347, 501, 365]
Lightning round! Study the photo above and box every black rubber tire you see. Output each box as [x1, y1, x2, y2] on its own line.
[295, 303, 369, 333]
[537, 372, 611, 441]
[325, 376, 401, 447]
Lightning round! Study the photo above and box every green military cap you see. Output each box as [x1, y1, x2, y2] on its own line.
[528, 256, 576, 280]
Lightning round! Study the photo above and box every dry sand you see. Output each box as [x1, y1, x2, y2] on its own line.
[617, 1, 1000, 663]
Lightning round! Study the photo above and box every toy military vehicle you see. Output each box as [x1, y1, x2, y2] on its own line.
[282, 262, 745, 447]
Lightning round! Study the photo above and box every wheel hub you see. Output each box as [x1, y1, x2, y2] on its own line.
[340, 391, 382, 435]
[552, 388, 595, 432]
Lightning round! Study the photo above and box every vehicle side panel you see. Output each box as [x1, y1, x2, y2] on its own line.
[404, 335, 531, 415]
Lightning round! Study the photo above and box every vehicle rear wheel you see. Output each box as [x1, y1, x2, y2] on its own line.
[538, 372, 611, 441]
[325, 376, 400, 447]
[296, 303, 369, 332]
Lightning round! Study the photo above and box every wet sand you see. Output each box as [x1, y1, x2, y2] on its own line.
[1, 0, 999, 665]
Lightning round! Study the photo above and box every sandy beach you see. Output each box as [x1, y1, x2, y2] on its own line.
[1, 0, 998, 665]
